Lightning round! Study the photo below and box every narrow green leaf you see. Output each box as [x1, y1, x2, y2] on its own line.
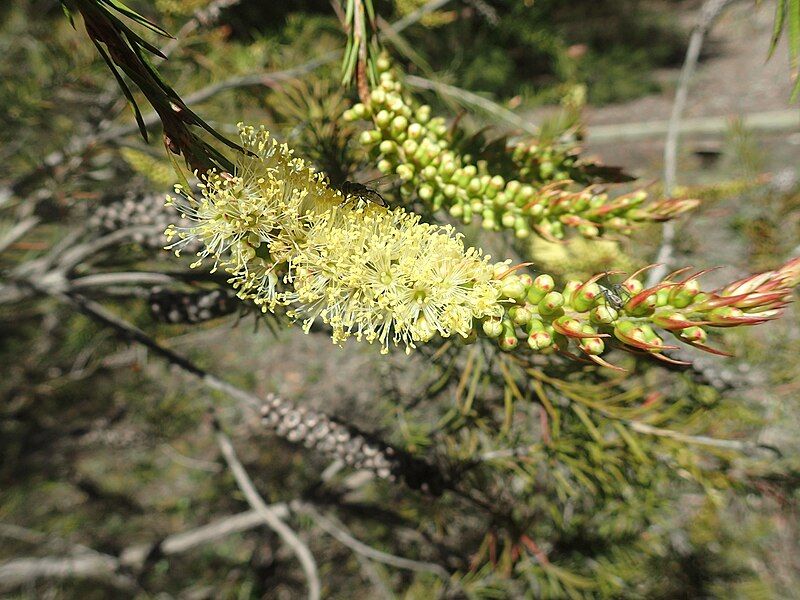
[92, 40, 148, 141]
[571, 404, 602, 443]
[364, 0, 376, 24]
[99, 0, 172, 37]
[768, 0, 787, 59]
[789, 0, 800, 67]
[613, 422, 650, 463]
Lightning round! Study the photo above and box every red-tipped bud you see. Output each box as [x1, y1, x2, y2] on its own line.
[579, 330, 605, 355]
[524, 318, 545, 334]
[538, 291, 565, 315]
[527, 330, 553, 350]
[527, 274, 555, 304]
[679, 325, 707, 344]
[590, 305, 619, 325]
[651, 311, 706, 330]
[571, 282, 602, 312]
[668, 280, 701, 308]
[498, 320, 519, 351]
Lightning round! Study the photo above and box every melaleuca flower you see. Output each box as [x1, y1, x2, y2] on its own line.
[166, 124, 800, 366]
[166, 124, 503, 353]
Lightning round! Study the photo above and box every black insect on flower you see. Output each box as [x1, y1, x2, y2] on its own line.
[337, 174, 399, 207]
[599, 282, 631, 311]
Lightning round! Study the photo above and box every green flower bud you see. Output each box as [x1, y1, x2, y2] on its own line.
[563, 280, 582, 301]
[407, 123, 423, 139]
[467, 178, 483, 194]
[449, 202, 464, 218]
[375, 110, 392, 128]
[509, 305, 533, 326]
[498, 319, 519, 351]
[402, 139, 418, 155]
[376, 55, 391, 71]
[387, 96, 404, 112]
[708, 306, 744, 323]
[370, 88, 387, 106]
[624, 279, 644, 296]
[359, 130, 381, 145]
[505, 179, 521, 198]
[416, 105, 431, 123]
[527, 274, 555, 304]
[679, 325, 707, 343]
[655, 288, 671, 307]
[538, 291, 564, 315]
[379, 140, 396, 154]
[490, 175, 505, 190]
[528, 330, 553, 350]
[523, 317, 544, 334]
[578, 224, 600, 238]
[420, 165, 437, 180]
[462, 203, 473, 224]
[440, 160, 457, 178]
[418, 184, 434, 201]
[391, 115, 408, 133]
[482, 317, 503, 338]
[353, 103, 367, 118]
[590, 304, 618, 325]
[396, 164, 414, 181]
[579, 331, 605, 355]
[501, 212, 516, 228]
[343, 108, 358, 121]
[377, 159, 393, 174]
[501, 275, 527, 302]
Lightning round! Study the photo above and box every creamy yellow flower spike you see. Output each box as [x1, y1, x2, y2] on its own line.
[166, 124, 503, 353]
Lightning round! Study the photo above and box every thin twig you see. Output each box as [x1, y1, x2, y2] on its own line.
[294, 502, 449, 579]
[69, 271, 180, 289]
[405, 75, 537, 135]
[647, 0, 735, 287]
[0, 554, 137, 592]
[215, 425, 321, 600]
[388, 0, 453, 35]
[0, 217, 40, 255]
[0, 509, 289, 591]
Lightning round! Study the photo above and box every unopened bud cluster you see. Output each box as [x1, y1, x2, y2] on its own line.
[149, 287, 239, 324]
[259, 393, 444, 492]
[479, 259, 800, 367]
[91, 192, 201, 253]
[343, 56, 698, 240]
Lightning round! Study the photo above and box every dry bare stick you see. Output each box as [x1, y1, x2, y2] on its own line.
[0, 217, 40, 255]
[389, 0, 453, 34]
[0, 509, 290, 592]
[0, 554, 137, 593]
[294, 502, 450, 580]
[647, 0, 735, 287]
[214, 425, 321, 600]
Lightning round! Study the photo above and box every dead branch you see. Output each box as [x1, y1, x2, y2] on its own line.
[214, 424, 321, 600]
